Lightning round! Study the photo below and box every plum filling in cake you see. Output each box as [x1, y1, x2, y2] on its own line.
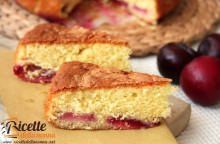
[132, 5, 147, 15]
[58, 112, 160, 129]
[60, 112, 96, 122]
[115, 0, 147, 14]
[13, 64, 56, 83]
[107, 116, 160, 129]
[66, 0, 133, 29]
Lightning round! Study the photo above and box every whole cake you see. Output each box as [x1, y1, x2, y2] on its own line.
[16, 0, 181, 23]
[46, 61, 173, 130]
[13, 24, 131, 83]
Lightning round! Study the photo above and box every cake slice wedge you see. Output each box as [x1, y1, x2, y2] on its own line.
[46, 61, 173, 130]
[13, 23, 131, 83]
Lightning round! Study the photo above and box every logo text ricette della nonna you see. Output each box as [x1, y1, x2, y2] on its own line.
[1, 118, 46, 136]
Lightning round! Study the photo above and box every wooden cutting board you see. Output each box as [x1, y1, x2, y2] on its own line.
[0, 49, 190, 144]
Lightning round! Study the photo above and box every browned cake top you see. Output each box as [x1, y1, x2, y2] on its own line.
[20, 23, 128, 45]
[50, 61, 171, 94]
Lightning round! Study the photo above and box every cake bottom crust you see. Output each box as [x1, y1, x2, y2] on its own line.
[13, 64, 56, 83]
[49, 112, 160, 130]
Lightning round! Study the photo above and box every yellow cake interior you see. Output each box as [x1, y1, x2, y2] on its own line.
[48, 84, 173, 124]
[123, 0, 159, 21]
[16, 43, 131, 71]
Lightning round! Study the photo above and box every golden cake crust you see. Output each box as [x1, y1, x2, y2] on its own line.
[16, 0, 82, 20]
[20, 24, 128, 45]
[50, 61, 171, 94]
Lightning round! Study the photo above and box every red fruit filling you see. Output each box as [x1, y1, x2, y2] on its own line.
[59, 112, 96, 122]
[62, 0, 133, 29]
[13, 64, 56, 83]
[59, 112, 160, 129]
[107, 116, 160, 129]
[116, 0, 148, 15]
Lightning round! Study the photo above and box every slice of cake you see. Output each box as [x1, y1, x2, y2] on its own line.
[46, 61, 173, 130]
[13, 24, 131, 83]
[120, 0, 181, 23]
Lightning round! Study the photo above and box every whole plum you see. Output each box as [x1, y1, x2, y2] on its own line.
[180, 56, 220, 106]
[157, 43, 196, 84]
[198, 33, 220, 59]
